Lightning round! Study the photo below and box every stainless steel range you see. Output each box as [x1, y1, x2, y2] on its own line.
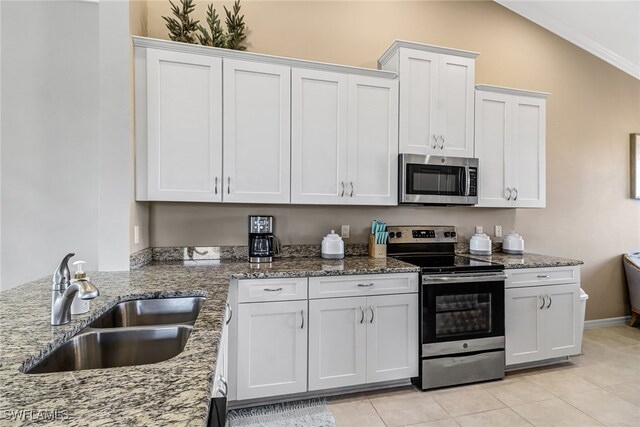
[388, 225, 506, 390]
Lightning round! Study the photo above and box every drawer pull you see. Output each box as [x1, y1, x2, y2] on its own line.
[264, 287, 283, 292]
[537, 275, 550, 278]
[358, 283, 375, 287]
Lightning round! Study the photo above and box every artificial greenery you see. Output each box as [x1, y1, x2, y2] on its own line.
[163, 0, 199, 44]
[197, 4, 226, 47]
[223, 0, 247, 51]
[164, 0, 247, 51]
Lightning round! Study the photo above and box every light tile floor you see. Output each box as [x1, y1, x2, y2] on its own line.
[328, 325, 640, 426]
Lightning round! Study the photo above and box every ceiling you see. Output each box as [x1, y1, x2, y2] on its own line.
[496, 0, 640, 80]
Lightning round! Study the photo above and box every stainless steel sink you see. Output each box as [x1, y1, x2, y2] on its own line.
[25, 326, 192, 374]
[89, 297, 205, 328]
[23, 296, 206, 374]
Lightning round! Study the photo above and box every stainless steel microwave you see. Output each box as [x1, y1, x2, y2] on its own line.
[399, 154, 479, 205]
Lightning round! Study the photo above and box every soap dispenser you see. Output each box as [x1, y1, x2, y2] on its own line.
[70, 260, 91, 315]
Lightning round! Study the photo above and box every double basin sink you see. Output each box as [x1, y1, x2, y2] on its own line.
[25, 297, 205, 374]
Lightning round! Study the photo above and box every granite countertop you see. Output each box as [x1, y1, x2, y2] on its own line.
[463, 252, 584, 269]
[0, 256, 418, 426]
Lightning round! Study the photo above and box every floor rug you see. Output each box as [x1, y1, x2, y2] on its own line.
[227, 398, 336, 427]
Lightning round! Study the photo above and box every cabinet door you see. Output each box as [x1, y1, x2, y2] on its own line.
[398, 49, 439, 155]
[308, 297, 367, 390]
[543, 283, 581, 358]
[505, 287, 545, 366]
[223, 59, 291, 203]
[366, 294, 418, 383]
[146, 49, 222, 201]
[346, 75, 398, 205]
[437, 54, 475, 158]
[291, 69, 348, 204]
[475, 90, 512, 208]
[511, 96, 546, 208]
[236, 300, 307, 400]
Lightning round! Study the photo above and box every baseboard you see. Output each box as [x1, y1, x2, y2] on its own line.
[584, 316, 630, 329]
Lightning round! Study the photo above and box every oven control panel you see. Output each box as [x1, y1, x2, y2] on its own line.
[387, 226, 457, 244]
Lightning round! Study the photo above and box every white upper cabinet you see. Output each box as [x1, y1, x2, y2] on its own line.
[347, 75, 399, 205]
[135, 37, 398, 206]
[475, 85, 547, 208]
[379, 41, 478, 158]
[291, 69, 349, 204]
[291, 69, 398, 205]
[223, 59, 291, 204]
[138, 48, 223, 201]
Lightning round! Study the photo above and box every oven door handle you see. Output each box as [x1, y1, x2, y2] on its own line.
[422, 273, 507, 284]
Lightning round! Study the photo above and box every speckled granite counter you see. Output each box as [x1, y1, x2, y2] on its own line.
[0, 257, 418, 426]
[463, 252, 583, 269]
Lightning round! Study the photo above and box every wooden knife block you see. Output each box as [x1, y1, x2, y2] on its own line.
[368, 234, 387, 259]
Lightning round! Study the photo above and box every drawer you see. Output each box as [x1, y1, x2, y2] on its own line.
[505, 266, 580, 288]
[309, 273, 418, 299]
[238, 277, 308, 303]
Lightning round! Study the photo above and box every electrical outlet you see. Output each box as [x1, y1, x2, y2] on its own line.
[341, 225, 350, 239]
[475, 225, 483, 234]
[134, 226, 140, 245]
[495, 225, 502, 238]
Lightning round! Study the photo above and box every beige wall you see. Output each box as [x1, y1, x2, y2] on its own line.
[137, 1, 640, 320]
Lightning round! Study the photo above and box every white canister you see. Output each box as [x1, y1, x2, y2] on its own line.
[470, 233, 492, 256]
[321, 230, 345, 259]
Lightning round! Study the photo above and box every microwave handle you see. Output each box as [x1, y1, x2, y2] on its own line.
[464, 165, 471, 196]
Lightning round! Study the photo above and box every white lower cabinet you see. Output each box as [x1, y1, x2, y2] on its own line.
[505, 281, 580, 366]
[366, 294, 419, 383]
[308, 297, 367, 390]
[236, 300, 308, 400]
[308, 293, 418, 390]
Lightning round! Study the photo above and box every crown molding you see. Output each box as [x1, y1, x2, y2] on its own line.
[378, 39, 479, 67]
[132, 36, 397, 80]
[496, 1, 640, 80]
[476, 84, 550, 98]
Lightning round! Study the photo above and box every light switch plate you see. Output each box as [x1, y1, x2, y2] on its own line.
[341, 225, 350, 239]
[134, 226, 140, 244]
[495, 225, 502, 238]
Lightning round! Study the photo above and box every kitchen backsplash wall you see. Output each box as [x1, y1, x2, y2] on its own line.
[135, 1, 640, 322]
[150, 203, 516, 247]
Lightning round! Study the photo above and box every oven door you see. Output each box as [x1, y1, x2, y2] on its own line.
[399, 154, 478, 205]
[422, 273, 505, 345]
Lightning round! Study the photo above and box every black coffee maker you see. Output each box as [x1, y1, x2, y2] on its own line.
[248, 215, 276, 263]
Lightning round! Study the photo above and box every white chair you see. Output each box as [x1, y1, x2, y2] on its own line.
[623, 253, 640, 327]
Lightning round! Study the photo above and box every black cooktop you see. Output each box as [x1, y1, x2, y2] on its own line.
[392, 254, 504, 273]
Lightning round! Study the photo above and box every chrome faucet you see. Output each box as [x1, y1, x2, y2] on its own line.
[51, 253, 99, 326]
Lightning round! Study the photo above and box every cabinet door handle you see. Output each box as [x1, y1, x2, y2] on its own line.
[513, 187, 518, 201]
[221, 376, 228, 397]
[537, 275, 550, 278]
[432, 134, 438, 148]
[264, 287, 283, 292]
[225, 302, 232, 325]
[349, 182, 354, 197]
[439, 135, 445, 149]
[546, 294, 552, 309]
[369, 306, 375, 323]
[359, 306, 365, 324]
[539, 295, 545, 309]
[214, 177, 218, 195]
[357, 283, 374, 287]
[300, 309, 305, 329]
[227, 177, 231, 194]
[505, 187, 512, 200]
[340, 181, 345, 197]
